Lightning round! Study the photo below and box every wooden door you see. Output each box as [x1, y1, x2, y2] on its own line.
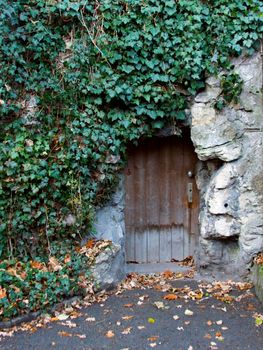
[125, 135, 199, 263]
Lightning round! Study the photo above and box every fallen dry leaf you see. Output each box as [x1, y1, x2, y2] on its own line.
[59, 320, 77, 328]
[122, 327, 132, 335]
[148, 336, 159, 342]
[57, 313, 69, 321]
[235, 282, 253, 291]
[64, 254, 71, 264]
[48, 256, 62, 271]
[105, 330, 115, 338]
[148, 317, 156, 324]
[185, 309, 194, 316]
[0, 287, 7, 299]
[58, 331, 86, 339]
[58, 331, 72, 337]
[138, 325, 145, 330]
[123, 303, 134, 308]
[122, 315, 134, 320]
[213, 293, 234, 303]
[85, 239, 96, 249]
[162, 270, 174, 278]
[153, 301, 165, 309]
[154, 284, 164, 291]
[204, 333, 212, 339]
[30, 261, 47, 271]
[246, 303, 256, 311]
[69, 310, 82, 319]
[188, 290, 203, 300]
[75, 334, 86, 339]
[85, 317, 96, 322]
[254, 252, 263, 265]
[163, 293, 178, 300]
[253, 313, 263, 326]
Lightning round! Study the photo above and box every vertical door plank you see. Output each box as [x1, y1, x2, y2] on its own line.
[189, 233, 196, 257]
[145, 140, 160, 227]
[159, 228, 172, 262]
[135, 230, 147, 263]
[171, 138, 184, 227]
[147, 228, 160, 262]
[133, 149, 146, 228]
[125, 228, 135, 262]
[159, 141, 171, 226]
[171, 226, 184, 261]
[183, 227, 190, 258]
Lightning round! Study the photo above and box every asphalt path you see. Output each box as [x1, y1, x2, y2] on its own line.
[0, 280, 263, 350]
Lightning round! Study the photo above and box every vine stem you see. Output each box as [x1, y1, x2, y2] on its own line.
[8, 191, 14, 259]
[78, 175, 83, 240]
[79, 3, 111, 67]
[44, 205, 52, 256]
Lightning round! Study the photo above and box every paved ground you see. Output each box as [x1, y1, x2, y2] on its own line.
[126, 263, 190, 274]
[0, 279, 263, 350]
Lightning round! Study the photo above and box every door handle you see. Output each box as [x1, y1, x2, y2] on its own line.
[187, 183, 193, 203]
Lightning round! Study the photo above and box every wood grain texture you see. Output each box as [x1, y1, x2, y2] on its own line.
[125, 135, 199, 263]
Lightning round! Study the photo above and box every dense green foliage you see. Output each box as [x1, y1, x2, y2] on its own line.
[0, 239, 112, 320]
[0, 248, 90, 319]
[0, 0, 262, 259]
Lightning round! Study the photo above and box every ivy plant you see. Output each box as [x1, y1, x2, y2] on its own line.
[0, 0, 262, 259]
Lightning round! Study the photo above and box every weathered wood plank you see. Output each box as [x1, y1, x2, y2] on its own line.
[159, 228, 172, 262]
[125, 227, 135, 262]
[147, 228, 160, 263]
[135, 230, 147, 263]
[171, 226, 184, 261]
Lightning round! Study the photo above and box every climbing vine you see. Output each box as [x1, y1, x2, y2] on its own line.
[0, 0, 262, 259]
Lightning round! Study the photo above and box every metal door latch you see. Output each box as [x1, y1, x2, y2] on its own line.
[187, 183, 193, 203]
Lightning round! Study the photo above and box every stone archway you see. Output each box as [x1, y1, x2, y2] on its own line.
[94, 50, 263, 279]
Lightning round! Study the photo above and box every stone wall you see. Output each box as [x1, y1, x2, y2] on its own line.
[191, 51, 263, 277]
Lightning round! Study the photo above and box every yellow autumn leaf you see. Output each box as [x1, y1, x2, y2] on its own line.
[148, 317, 156, 324]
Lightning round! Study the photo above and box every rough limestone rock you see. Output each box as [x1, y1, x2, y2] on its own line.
[91, 243, 125, 291]
[91, 175, 126, 289]
[191, 103, 243, 161]
[94, 175, 125, 246]
[192, 51, 263, 277]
